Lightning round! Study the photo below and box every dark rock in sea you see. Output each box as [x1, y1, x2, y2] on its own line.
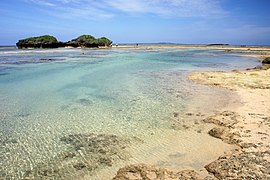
[77, 98, 92, 106]
[246, 65, 270, 71]
[40, 58, 53, 61]
[98, 157, 113, 166]
[262, 57, 270, 64]
[38, 58, 65, 63]
[16, 35, 65, 49]
[207, 44, 229, 46]
[73, 162, 87, 170]
[0, 137, 18, 146]
[0, 72, 8, 76]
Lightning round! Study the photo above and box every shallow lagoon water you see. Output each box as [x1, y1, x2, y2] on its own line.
[0, 47, 259, 179]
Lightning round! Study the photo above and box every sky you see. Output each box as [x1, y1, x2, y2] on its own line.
[0, 0, 270, 45]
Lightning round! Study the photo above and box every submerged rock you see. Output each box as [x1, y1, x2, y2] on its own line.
[23, 133, 129, 179]
[0, 72, 8, 76]
[77, 98, 92, 106]
[0, 137, 18, 146]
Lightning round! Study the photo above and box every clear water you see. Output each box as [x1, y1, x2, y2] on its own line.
[0, 47, 259, 179]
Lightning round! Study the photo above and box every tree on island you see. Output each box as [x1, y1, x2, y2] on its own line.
[16, 35, 112, 49]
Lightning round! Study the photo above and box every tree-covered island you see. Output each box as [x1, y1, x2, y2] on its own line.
[16, 35, 112, 49]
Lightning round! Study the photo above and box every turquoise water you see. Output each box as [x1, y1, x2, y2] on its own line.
[0, 47, 259, 179]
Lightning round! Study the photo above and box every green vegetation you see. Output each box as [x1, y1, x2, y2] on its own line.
[96, 37, 112, 46]
[16, 35, 62, 48]
[16, 35, 112, 49]
[66, 35, 112, 48]
[23, 35, 58, 43]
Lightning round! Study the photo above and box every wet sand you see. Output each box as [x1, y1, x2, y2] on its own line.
[113, 44, 270, 54]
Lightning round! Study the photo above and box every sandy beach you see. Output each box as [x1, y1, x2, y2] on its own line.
[112, 47, 270, 179]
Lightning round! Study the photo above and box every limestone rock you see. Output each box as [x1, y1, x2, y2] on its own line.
[203, 111, 239, 128]
[113, 164, 201, 180]
[205, 152, 270, 179]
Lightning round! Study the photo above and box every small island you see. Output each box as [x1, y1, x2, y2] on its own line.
[16, 35, 112, 49]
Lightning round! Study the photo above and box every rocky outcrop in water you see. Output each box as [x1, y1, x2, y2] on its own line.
[16, 35, 64, 49]
[66, 35, 112, 48]
[262, 57, 270, 64]
[16, 35, 112, 49]
[207, 44, 229, 46]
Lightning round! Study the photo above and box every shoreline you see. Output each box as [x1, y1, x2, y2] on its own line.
[1, 45, 269, 179]
[188, 68, 270, 179]
[112, 50, 270, 179]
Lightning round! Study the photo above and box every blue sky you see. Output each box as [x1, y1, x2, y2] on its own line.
[1, 0, 270, 45]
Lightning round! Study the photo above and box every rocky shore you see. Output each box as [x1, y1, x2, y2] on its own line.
[112, 55, 270, 179]
[188, 67, 270, 179]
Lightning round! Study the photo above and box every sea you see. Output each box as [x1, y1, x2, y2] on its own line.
[0, 46, 260, 179]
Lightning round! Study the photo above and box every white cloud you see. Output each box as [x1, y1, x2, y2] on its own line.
[106, 0, 226, 17]
[25, 0, 226, 19]
[53, 6, 114, 20]
[28, 0, 56, 7]
[105, 0, 148, 13]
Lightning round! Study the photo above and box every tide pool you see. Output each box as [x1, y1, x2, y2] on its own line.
[0, 47, 260, 179]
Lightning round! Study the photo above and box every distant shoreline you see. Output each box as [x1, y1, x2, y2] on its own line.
[1, 44, 270, 48]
